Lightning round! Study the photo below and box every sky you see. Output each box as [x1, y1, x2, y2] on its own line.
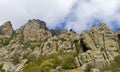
[0, 0, 120, 33]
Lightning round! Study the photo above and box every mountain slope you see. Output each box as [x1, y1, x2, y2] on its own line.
[0, 19, 119, 72]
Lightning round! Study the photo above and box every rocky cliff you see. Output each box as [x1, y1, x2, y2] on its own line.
[0, 19, 119, 72]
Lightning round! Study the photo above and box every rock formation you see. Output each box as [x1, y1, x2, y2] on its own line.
[0, 21, 13, 37]
[0, 19, 119, 72]
[20, 19, 52, 41]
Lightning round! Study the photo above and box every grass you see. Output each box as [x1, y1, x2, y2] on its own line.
[101, 55, 120, 72]
[61, 54, 76, 69]
[23, 52, 77, 72]
[84, 64, 94, 72]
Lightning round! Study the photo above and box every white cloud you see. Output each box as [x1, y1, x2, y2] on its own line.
[0, 0, 77, 29]
[0, 0, 120, 33]
[65, 0, 120, 33]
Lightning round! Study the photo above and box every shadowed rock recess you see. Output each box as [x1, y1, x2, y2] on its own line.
[0, 19, 120, 72]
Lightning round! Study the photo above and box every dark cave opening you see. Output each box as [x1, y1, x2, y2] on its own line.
[80, 39, 89, 52]
[118, 34, 120, 40]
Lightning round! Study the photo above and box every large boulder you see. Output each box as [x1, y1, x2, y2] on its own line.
[20, 19, 52, 41]
[15, 59, 27, 72]
[77, 23, 119, 70]
[99, 23, 112, 34]
[81, 32, 97, 50]
[91, 24, 119, 57]
[2, 62, 16, 72]
[0, 21, 13, 37]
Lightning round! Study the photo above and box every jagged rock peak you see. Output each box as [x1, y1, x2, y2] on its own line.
[2, 21, 12, 27]
[26, 19, 48, 30]
[99, 22, 112, 33]
[90, 22, 112, 34]
[21, 19, 52, 41]
[0, 21, 13, 37]
[91, 25, 99, 31]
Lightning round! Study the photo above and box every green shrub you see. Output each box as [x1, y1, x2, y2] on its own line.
[0, 64, 4, 72]
[27, 54, 36, 63]
[23, 55, 46, 70]
[3, 37, 12, 45]
[60, 38, 66, 41]
[51, 55, 61, 68]
[53, 39, 58, 42]
[23, 53, 29, 59]
[12, 55, 19, 65]
[84, 64, 94, 72]
[23, 55, 52, 72]
[31, 42, 41, 50]
[75, 43, 82, 54]
[41, 60, 53, 72]
[61, 54, 76, 69]
[23, 56, 44, 72]
[34, 55, 46, 66]
[22, 63, 40, 72]
[101, 55, 120, 72]
[23, 53, 78, 72]
[74, 40, 83, 55]
[31, 43, 38, 50]
[100, 47, 105, 52]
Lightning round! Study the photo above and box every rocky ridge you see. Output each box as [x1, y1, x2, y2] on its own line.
[0, 19, 119, 72]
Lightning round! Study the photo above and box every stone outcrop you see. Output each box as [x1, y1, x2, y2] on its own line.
[0, 21, 13, 37]
[0, 19, 119, 72]
[81, 32, 97, 50]
[2, 62, 16, 72]
[76, 23, 119, 70]
[20, 19, 52, 41]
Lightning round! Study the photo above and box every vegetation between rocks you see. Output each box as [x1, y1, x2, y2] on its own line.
[22, 53, 77, 72]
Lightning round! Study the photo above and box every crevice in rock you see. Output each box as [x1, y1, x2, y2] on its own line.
[90, 32, 98, 48]
[117, 34, 120, 49]
[80, 39, 89, 52]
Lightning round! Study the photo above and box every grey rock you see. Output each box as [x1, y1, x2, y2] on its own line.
[20, 19, 52, 41]
[2, 62, 16, 72]
[0, 21, 13, 37]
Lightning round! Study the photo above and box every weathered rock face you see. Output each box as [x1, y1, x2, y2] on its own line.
[20, 19, 52, 41]
[76, 23, 119, 70]
[0, 19, 119, 72]
[99, 23, 113, 34]
[81, 32, 97, 50]
[2, 62, 16, 72]
[0, 21, 13, 37]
